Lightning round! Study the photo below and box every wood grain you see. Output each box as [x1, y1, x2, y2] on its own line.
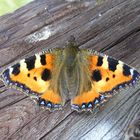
[0, 0, 140, 140]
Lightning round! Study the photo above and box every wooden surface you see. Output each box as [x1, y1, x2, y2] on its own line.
[0, 0, 140, 140]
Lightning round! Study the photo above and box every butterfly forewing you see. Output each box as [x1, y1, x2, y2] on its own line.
[1, 50, 64, 110]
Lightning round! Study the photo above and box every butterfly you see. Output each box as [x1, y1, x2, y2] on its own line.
[0, 36, 139, 112]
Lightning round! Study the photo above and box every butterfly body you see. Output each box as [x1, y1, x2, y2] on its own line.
[1, 36, 139, 112]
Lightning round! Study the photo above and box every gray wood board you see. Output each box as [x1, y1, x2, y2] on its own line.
[0, 0, 140, 140]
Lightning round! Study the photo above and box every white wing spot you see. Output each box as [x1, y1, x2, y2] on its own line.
[130, 69, 134, 76]
[9, 67, 13, 75]
[117, 61, 123, 71]
[35, 54, 41, 68]
[20, 59, 27, 71]
[102, 56, 108, 69]
[119, 60, 123, 65]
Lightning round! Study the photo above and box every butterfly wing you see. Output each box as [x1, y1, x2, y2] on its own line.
[1, 49, 64, 110]
[71, 50, 140, 112]
[89, 52, 139, 93]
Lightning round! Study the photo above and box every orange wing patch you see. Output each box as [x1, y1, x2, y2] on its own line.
[38, 90, 62, 109]
[72, 86, 100, 105]
[2, 53, 62, 110]
[40, 90, 62, 104]
[71, 84, 106, 112]
[89, 55, 139, 94]
[7, 54, 54, 93]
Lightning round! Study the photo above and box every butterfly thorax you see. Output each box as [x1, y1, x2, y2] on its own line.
[59, 42, 92, 100]
[63, 40, 79, 67]
[61, 41, 80, 99]
[49, 39, 93, 103]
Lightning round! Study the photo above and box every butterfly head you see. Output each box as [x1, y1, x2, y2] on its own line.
[66, 36, 79, 50]
[64, 36, 79, 66]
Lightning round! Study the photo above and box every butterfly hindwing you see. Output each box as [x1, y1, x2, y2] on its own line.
[1, 50, 63, 110]
[71, 49, 140, 112]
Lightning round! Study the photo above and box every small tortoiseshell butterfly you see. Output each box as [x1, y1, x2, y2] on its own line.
[0, 36, 139, 112]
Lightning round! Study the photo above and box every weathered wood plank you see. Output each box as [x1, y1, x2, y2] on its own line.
[0, 0, 140, 140]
